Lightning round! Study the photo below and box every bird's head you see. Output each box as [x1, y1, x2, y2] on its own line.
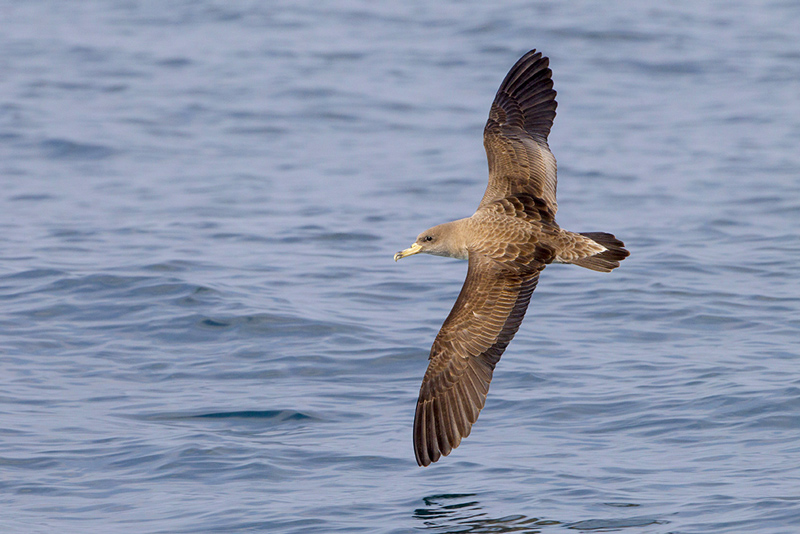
[394, 222, 468, 261]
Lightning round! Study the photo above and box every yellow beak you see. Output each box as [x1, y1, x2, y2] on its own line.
[394, 242, 422, 262]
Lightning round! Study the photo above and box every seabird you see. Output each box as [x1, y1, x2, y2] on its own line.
[394, 50, 629, 466]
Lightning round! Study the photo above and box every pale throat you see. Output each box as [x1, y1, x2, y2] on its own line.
[435, 219, 471, 260]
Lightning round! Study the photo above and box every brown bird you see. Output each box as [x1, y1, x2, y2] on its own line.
[394, 50, 629, 466]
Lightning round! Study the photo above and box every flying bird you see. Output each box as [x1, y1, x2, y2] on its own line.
[394, 50, 629, 466]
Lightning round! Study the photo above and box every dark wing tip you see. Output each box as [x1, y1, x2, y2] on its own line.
[487, 49, 558, 141]
[413, 359, 493, 466]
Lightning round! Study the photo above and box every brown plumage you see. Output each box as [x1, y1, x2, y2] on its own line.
[394, 50, 630, 466]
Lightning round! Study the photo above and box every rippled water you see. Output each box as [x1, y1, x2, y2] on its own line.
[2, 1, 800, 533]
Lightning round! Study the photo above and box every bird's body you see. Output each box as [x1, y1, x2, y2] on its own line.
[394, 50, 629, 466]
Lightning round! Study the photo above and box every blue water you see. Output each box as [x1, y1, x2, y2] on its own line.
[2, 1, 800, 533]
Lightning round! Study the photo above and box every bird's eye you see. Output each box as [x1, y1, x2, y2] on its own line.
[424, 235, 433, 242]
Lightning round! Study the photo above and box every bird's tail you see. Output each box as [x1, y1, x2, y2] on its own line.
[571, 232, 629, 273]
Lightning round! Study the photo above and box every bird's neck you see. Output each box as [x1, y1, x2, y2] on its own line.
[435, 219, 471, 260]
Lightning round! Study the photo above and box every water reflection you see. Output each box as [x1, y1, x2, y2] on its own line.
[413, 494, 667, 533]
[414, 494, 559, 533]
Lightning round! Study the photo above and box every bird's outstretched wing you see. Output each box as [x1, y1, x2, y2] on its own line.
[480, 50, 558, 217]
[414, 254, 543, 466]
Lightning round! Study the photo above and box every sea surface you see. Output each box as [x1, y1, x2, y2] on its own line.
[2, 1, 799, 533]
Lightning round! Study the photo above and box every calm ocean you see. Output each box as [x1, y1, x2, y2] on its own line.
[1, 1, 799, 533]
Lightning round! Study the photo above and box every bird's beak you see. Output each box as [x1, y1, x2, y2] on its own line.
[394, 242, 422, 262]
